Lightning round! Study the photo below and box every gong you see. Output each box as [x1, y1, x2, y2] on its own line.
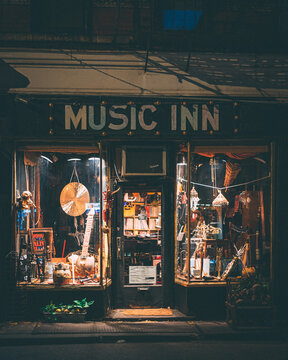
[60, 182, 90, 216]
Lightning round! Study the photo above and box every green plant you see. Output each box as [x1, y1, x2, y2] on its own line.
[42, 298, 94, 314]
[41, 302, 57, 314]
[72, 298, 94, 311]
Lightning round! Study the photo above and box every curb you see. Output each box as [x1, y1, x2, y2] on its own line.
[0, 332, 201, 346]
[1, 331, 286, 346]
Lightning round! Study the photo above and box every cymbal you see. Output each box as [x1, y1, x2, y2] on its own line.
[60, 182, 90, 216]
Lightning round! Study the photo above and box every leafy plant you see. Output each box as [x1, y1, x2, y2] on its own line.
[72, 298, 94, 310]
[41, 302, 57, 314]
[42, 298, 94, 314]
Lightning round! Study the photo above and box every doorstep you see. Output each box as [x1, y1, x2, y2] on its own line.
[105, 308, 196, 321]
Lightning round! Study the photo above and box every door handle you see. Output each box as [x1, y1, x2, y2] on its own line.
[116, 237, 122, 260]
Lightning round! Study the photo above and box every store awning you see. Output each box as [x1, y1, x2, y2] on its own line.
[0, 49, 287, 102]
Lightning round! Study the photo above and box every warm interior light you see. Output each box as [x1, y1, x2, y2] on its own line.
[177, 154, 187, 166]
[41, 155, 53, 164]
[67, 158, 81, 162]
[212, 190, 229, 206]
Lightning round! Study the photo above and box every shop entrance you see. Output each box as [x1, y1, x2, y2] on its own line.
[113, 185, 168, 308]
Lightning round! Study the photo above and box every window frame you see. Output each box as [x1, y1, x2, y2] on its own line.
[14, 143, 111, 289]
[175, 141, 273, 287]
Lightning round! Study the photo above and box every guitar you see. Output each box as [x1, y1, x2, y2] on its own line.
[75, 209, 96, 276]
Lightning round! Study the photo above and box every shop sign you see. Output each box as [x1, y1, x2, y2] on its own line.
[85, 203, 100, 213]
[63, 103, 220, 134]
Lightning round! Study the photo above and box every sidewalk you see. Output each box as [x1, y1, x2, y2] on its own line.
[0, 320, 286, 345]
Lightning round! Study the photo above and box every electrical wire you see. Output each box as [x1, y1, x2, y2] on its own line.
[177, 174, 270, 190]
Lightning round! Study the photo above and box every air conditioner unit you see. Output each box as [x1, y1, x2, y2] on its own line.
[121, 146, 166, 176]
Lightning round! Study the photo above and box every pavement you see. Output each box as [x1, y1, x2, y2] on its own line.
[0, 319, 286, 345]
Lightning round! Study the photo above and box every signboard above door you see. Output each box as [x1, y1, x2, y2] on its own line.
[59, 102, 221, 136]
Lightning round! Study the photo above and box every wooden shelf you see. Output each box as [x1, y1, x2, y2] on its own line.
[124, 200, 161, 237]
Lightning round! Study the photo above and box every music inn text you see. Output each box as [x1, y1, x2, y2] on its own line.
[65, 104, 219, 132]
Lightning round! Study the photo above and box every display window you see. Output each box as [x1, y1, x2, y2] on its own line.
[15, 145, 111, 287]
[176, 143, 271, 284]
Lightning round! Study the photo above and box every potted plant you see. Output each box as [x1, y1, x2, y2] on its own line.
[42, 298, 94, 322]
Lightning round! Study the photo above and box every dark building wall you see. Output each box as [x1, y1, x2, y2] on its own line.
[0, 121, 13, 321]
[0, 0, 287, 52]
[274, 135, 288, 325]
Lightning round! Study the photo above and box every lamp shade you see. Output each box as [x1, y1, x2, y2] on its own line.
[212, 190, 229, 206]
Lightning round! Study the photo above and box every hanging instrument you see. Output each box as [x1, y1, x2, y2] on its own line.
[75, 208, 96, 275]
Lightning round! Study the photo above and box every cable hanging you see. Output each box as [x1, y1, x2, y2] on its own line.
[177, 174, 270, 191]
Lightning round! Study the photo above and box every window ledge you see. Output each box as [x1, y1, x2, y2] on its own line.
[17, 279, 111, 291]
[175, 278, 239, 287]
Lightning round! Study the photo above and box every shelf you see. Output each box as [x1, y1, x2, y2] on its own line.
[124, 198, 161, 238]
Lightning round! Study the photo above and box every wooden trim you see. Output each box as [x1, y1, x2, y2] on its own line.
[187, 142, 191, 281]
[192, 145, 268, 153]
[99, 141, 103, 287]
[175, 278, 229, 287]
[17, 146, 99, 153]
[174, 153, 178, 283]
[16, 279, 112, 291]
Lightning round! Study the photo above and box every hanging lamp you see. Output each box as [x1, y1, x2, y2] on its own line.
[212, 190, 229, 207]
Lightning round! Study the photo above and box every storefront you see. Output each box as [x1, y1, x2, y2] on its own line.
[6, 97, 275, 320]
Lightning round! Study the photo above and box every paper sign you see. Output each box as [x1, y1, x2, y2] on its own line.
[129, 266, 156, 284]
[190, 258, 210, 276]
[85, 203, 100, 213]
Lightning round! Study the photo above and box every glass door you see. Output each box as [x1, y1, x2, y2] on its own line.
[114, 188, 163, 308]
[123, 191, 162, 287]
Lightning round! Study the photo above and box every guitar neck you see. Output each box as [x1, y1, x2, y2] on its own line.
[81, 209, 94, 257]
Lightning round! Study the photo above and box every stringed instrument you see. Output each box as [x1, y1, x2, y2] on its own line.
[75, 208, 96, 276]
